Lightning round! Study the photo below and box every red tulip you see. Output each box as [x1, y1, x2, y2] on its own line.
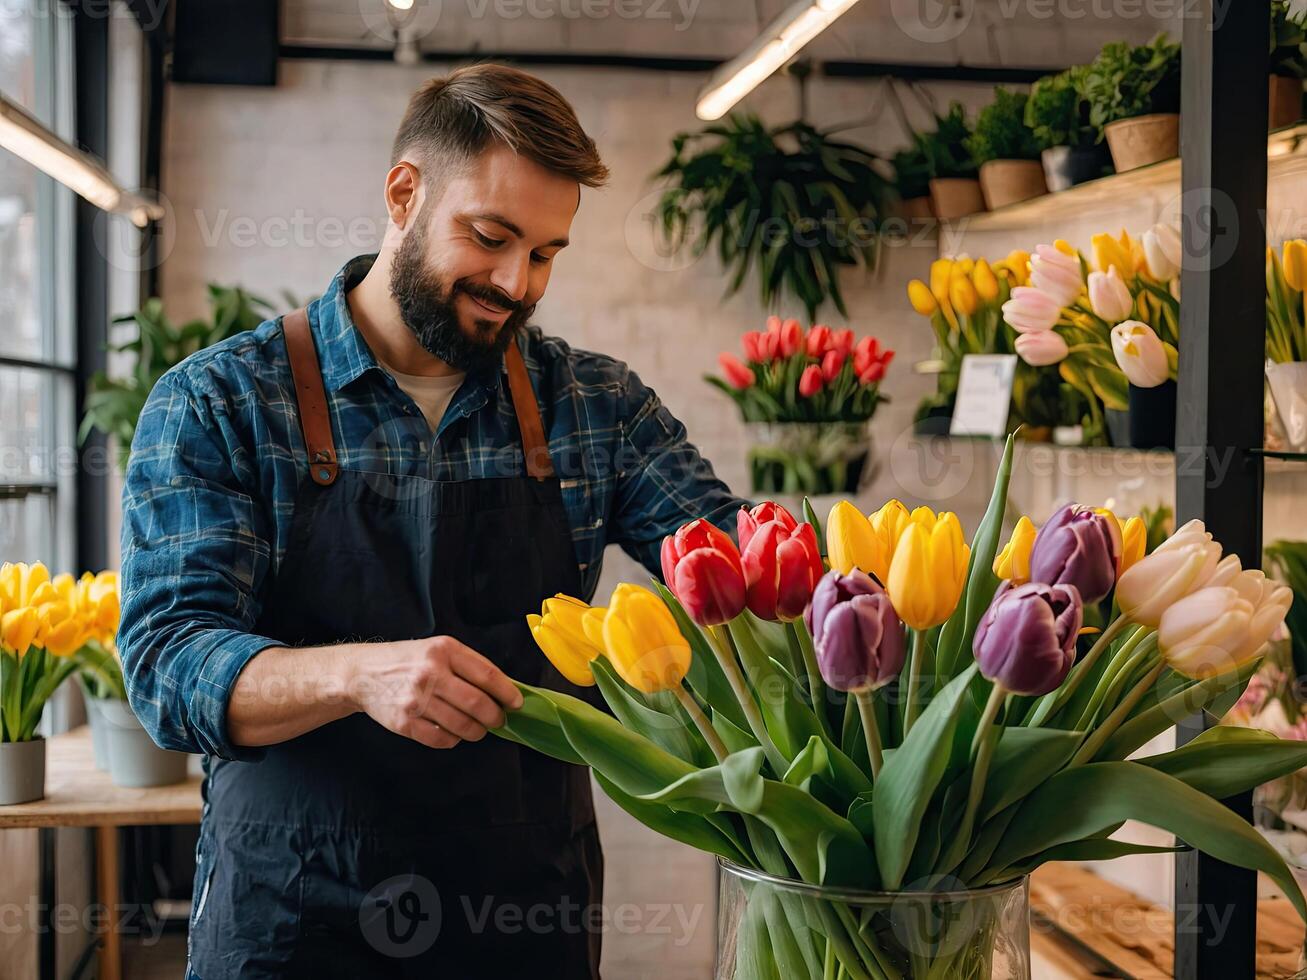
[830, 328, 854, 359]
[660, 519, 747, 626]
[806, 324, 832, 357]
[821, 349, 845, 382]
[741, 520, 825, 621]
[759, 331, 780, 362]
[799, 365, 824, 397]
[853, 336, 881, 375]
[779, 318, 803, 357]
[741, 331, 764, 363]
[719, 353, 755, 389]
[858, 361, 886, 385]
[738, 501, 798, 550]
[765, 315, 783, 336]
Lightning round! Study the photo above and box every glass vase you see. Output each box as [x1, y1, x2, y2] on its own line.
[715, 860, 1030, 980]
[745, 421, 875, 495]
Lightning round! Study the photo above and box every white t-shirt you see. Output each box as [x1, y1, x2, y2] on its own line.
[382, 362, 466, 433]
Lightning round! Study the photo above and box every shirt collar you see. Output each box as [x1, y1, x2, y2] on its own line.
[310, 253, 508, 398]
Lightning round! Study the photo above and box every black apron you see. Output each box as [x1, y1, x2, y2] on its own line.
[186, 308, 603, 979]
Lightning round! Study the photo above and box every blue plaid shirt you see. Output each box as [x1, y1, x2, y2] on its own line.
[118, 254, 746, 761]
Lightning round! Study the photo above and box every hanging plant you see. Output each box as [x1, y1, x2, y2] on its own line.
[651, 113, 891, 320]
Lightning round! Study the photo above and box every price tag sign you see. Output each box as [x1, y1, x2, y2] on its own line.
[949, 354, 1017, 438]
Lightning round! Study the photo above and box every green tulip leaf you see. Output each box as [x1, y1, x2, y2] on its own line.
[590, 659, 711, 767]
[1135, 725, 1307, 800]
[998, 838, 1184, 880]
[592, 771, 749, 866]
[654, 582, 750, 732]
[981, 727, 1084, 820]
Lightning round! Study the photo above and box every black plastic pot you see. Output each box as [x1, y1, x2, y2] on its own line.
[913, 402, 954, 437]
[1127, 380, 1177, 450]
[1104, 408, 1131, 449]
[1040, 144, 1114, 192]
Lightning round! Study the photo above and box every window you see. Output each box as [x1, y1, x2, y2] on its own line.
[0, 5, 77, 570]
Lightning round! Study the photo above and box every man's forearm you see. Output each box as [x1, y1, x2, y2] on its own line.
[226, 643, 361, 748]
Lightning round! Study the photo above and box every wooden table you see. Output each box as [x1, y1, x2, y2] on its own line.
[0, 725, 202, 980]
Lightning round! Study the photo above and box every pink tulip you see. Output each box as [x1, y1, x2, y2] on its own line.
[821, 349, 845, 382]
[799, 365, 824, 397]
[1002, 286, 1063, 333]
[718, 353, 756, 389]
[1029, 244, 1083, 308]
[1014, 330, 1069, 366]
[779, 318, 803, 357]
[829, 328, 854, 359]
[1087, 266, 1133, 323]
[806, 324, 832, 357]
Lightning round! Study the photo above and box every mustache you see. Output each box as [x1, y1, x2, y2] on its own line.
[456, 280, 524, 316]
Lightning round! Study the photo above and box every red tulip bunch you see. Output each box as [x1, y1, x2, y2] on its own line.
[710, 316, 894, 424]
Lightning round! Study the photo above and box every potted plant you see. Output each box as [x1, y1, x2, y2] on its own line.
[1266, 239, 1307, 452]
[1271, 0, 1307, 129]
[708, 317, 893, 494]
[966, 87, 1048, 210]
[921, 104, 985, 221]
[1080, 35, 1182, 172]
[498, 440, 1307, 978]
[81, 285, 275, 470]
[890, 141, 934, 221]
[0, 563, 85, 805]
[69, 571, 123, 770]
[1025, 68, 1113, 191]
[652, 114, 890, 321]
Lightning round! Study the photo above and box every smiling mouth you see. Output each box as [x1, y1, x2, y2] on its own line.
[465, 292, 512, 319]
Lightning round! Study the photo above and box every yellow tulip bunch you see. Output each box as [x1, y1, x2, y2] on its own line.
[907, 258, 1011, 359]
[1267, 239, 1307, 363]
[0, 562, 91, 658]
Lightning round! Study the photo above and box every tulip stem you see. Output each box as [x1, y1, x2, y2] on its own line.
[707, 625, 788, 775]
[1069, 656, 1166, 767]
[1074, 627, 1153, 730]
[788, 620, 833, 739]
[903, 630, 927, 736]
[1026, 616, 1131, 728]
[853, 689, 884, 780]
[671, 683, 730, 764]
[936, 683, 1006, 876]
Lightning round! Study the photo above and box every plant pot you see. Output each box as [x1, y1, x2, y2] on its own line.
[977, 160, 1048, 210]
[746, 421, 875, 495]
[897, 195, 934, 221]
[1270, 75, 1304, 130]
[1040, 144, 1113, 192]
[1128, 380, 1177, 450]
[1267, 361, 1307, 452]
[715, 860, 1030, 979]
[929, 178, 986, 221]
[0, 737, 46, 805]
[1103, 113, 1180, 173]
[80, 682, 112, 771]
[99, 699, 189, 788]
[1105, 408, 1131, 448]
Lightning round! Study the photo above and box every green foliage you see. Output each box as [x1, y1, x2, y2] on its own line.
[965, 88, 1041, 164]
[80, 285, 277, 469]
[1266, 539, 1307, 682]
[1079, 34, 1182, 134]
[1024, 68, 1095, 150]
[652, 114, 890, 320]
[918, 103, 977, 180]
[890, 141, 932, 201]
[1272, 0, 1307, 79]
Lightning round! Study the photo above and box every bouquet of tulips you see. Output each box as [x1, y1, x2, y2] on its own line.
[711, 317, 894, 494]
[0, 562, 116, 742]
[498, 437, 1307, 979]
[1267, 240, 1307, 365]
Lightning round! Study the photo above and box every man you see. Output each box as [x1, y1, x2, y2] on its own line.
[118, 64, 746, 978]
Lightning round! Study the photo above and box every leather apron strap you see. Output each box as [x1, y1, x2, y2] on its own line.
[283, 307, 554, 482]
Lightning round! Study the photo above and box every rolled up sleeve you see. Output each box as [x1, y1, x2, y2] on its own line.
[609, 370, 752, 577]
[118, 376, 281, 761]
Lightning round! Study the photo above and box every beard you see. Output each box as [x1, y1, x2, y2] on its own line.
[388, 216, 534, 375]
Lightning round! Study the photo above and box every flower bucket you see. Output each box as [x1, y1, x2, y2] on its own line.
[0, 737, 46, 805]
[746, 421, 875, 495]
[1127, 380, 1177, 450]
[897, 195, 934, 222]
[978, 160, 1047, 210]
[715, 860, 1030, 980]
[1103, 113, 1179, 172]
[99, 699, 189, 788]
[1267, 361, 1307, 452]
[1040, 144, 1113, 192]
[1270, 75, 1304, 130]
[929, 178, 986, 221]
[80, 680, 112, 771]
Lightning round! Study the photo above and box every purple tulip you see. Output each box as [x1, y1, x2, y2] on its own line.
[1028, 504, 1121, 604]
[974, 582, 1084, 696]
[805, 570, 906, 693]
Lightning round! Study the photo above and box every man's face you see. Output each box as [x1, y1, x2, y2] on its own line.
[389, 144, 579, 373]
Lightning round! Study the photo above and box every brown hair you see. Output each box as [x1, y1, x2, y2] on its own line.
[391, 63, 609, 188]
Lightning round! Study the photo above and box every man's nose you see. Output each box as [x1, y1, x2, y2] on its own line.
[488, 250, 530, 304]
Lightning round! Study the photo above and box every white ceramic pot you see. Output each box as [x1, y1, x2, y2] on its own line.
[1267, 361, 1307, 452]
[0, 737, 46, 805]
[99, 699, 189, 788]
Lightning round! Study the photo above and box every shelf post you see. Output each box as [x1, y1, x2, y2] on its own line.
[1176, 1, 1268, 977]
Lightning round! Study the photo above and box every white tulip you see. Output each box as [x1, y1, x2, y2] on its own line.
[1142, 224, 1182, 280]
[1159, 586, 1256, 678]
[1087, 266, 1134, 323]
[1111, 320, 1170, 388]
[1117, 535, 1223, 628]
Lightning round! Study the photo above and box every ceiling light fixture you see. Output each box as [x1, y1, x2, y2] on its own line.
[695, 0, 863, 121]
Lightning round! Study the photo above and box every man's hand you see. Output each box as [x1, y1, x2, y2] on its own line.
[348, 636, 525, 749]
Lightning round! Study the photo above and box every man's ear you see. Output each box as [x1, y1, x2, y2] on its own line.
[385, 161, 423, 230]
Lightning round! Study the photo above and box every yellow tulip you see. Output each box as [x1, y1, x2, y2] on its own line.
[1284, 239, 1307, 291]
[34, 601, 86, 658]
[580, 605, 608, 651]
[1053, 239, 1078, 258]
[949, 273, 979, 316]
[907, 279, 937, 316]
[602, 584, 691, 694]
[954, 256, 975, 276]
[0, 561, 54, 607]
[866, 499, 912, 583]
[886, 514, 971, 630]
[1119, 516, 1147, 575]
[999, 250, 1031, 287]
[972, 259, 999, 302]
[1, 605, 39, 657]
[929, 258, 954, 306]
[527, 594, 604, 687]
[993, 516, 1037, 584]
[1091, 231, 1132, 277]
[827, 501, 883, 578]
